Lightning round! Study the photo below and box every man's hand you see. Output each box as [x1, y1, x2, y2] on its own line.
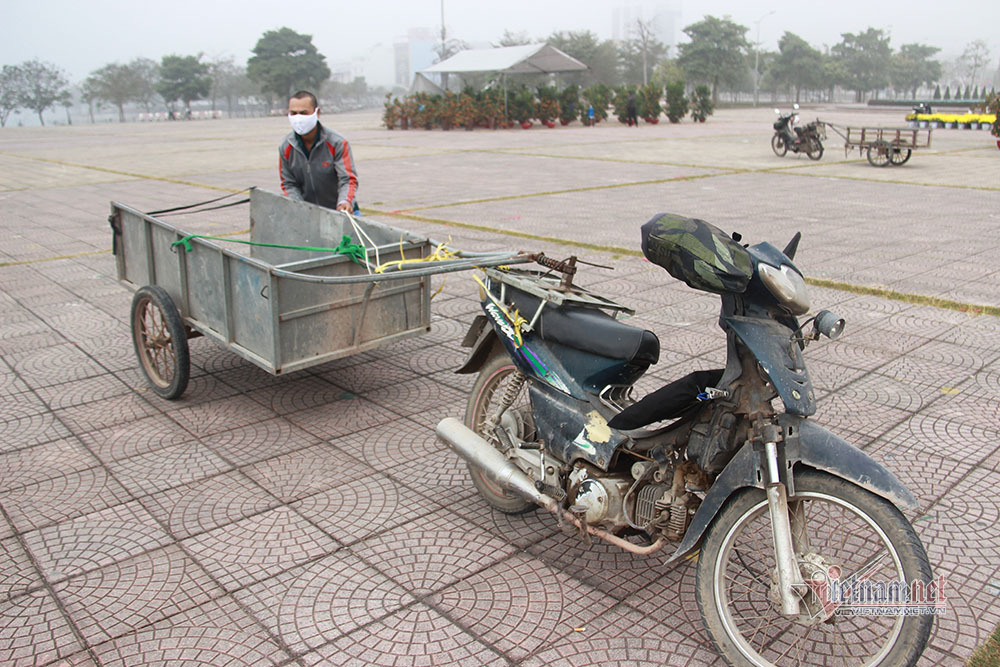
[336, 201, 351, 212]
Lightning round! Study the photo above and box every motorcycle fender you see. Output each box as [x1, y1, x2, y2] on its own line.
[455, 317, 499, 375]
[666, 416, 919, 564]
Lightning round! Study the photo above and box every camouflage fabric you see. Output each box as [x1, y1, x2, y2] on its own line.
[640, 213, 753, 294]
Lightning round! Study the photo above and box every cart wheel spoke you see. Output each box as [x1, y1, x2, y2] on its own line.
[131, 286, 190, 400]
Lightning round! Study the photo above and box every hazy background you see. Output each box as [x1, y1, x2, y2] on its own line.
[3, 0, 997, 83]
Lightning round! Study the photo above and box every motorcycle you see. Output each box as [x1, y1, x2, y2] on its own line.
[772, 104, 825, 160]
[437, 214, 935, 666]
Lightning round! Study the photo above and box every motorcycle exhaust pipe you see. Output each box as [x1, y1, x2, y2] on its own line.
[436, 418, 558, 513]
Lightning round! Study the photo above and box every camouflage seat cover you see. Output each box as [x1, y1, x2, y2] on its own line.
[640, 213, 753, 294]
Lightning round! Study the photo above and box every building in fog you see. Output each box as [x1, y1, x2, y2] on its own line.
[612, 1, 682, 53]
[395, 28, 438, 89]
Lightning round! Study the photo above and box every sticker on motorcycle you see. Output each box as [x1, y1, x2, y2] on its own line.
[572, 410, 612, 453]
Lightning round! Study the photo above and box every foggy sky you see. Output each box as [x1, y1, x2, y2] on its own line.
[1, 0, 997, 83]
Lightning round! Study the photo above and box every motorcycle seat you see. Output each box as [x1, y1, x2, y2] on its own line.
[508, 289, 660, 366]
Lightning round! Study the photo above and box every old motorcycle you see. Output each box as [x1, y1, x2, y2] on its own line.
[772, 105, 825, 160]
[437, 214, 935, 666]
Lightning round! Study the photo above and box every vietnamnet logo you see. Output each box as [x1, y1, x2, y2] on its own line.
[804, 562, 947, 618]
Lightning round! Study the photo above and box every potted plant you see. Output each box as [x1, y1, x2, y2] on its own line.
[510, 87, 537, 128]
[638, 83, 663, 124]
[559, 85, 579, 125]
[580, 84, 611, 125]
[691, 84, 713, 123]
[612, 86, 632, 124]
[382, 93, 400, 129]
[438, 91, 459, 130]
[665, 81, 688, 124]
[536, 85, 561, 128]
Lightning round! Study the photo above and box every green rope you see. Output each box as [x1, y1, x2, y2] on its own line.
[171, 234, 368, 265]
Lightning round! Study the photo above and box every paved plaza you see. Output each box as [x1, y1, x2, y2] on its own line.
[1, 105, 998, 665]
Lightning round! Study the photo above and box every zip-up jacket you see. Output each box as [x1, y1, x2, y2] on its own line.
[279, 122, 358, 209]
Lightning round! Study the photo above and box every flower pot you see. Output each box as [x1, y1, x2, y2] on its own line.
[521, 121, 533, 129]
[996, 139, 1000, 150]
[699, 118, 705, 123]
[644, 116, 660, 124]
[918, 120, 927, 128]
[560, 118, 570, 126]
[545, 120, 556, 128]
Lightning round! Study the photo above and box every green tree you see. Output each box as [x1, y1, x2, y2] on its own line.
[156, 55, 210, 111]
[832, 28, 892, 101]
[769, 32, 825, 103]
[677, 16, 750, 106]
[890, 43, 941, 99]
[547, 30, 620, 86]
[0, 64, 23, 127]
[933, 84, 941, 99]
[86, 61, 147, 121]
[494, 29, 532, 47]
[206, 56, 251, 116]
[618, 18, 669, 86]
[130, 58, 161, 112]
[16, 59, 69, 126]
[944, 85, 951, 100]
[248, 27, 331, 102]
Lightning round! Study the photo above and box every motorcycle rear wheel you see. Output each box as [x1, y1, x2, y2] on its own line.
[696, 469, 933, 667]
[806, 139, 824, 161]
[464, 352, 536, 514]
[771, 134, 788, 157]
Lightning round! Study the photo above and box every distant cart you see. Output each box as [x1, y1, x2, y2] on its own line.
[825, 124, 932, 167]
[110, 188, 528, 399]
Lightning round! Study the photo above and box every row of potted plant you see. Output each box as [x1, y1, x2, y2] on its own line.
[382, 82, 715, 130]
[905, 112, 997, 129]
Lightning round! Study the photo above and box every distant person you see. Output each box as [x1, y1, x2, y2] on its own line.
[279, 90, 359, 213]
[587, 103, 595, 127]
[626, 91, 638, 127]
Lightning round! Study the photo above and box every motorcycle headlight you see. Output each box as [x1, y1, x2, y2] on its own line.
[758, 263, 810, 315]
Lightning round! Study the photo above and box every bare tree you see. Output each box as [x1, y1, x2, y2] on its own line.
[632, 18, 662, 86]
[961, 40, 991, 87]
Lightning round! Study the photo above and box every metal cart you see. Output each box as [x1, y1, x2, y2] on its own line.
[110, 188, 528, 399]
[826, 124, 932, 167]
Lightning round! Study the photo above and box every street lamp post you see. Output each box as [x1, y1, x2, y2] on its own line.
[753, 10, 776, 107]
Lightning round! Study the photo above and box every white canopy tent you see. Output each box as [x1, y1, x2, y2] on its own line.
[418, 43, 588, 116]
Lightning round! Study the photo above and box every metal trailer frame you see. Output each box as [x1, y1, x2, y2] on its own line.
[110, 187, 528, 398]
[825, 123, 932, 167]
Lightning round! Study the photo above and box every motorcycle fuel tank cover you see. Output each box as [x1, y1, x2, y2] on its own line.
[641, 214, 753, 295]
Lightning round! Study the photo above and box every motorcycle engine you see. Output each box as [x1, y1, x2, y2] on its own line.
[567, 465, 632, 529]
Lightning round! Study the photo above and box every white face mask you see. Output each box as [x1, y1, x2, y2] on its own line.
[289, 109, 319, 135]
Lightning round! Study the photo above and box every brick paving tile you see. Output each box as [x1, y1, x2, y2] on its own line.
[352, 508, 518, 597]
[864, 438, 976, 507]
[314, 357, 417, 394]
[0, 407, 71, 453]
[448, 497, 560, 549]
[181, 505, 340, 591]
[384, 446, 479, 506]
[428, 552, 619, 661]
[244, 374, 349, 414]
[0, 588, 83, 666]
[235, 551, 415, 653]
[22, 501, 171, 584]
[242, 443, 374, 503]
[291, 394, 404, 441]
[166, 394, 278, 438]
[300, 602, 506, 667]
[108, 441, 233, 497]
[88, 596, 291, 666]
[52, 392, 159, 436]
[0, 437, 101, 492]
[881, 413, 1000, 464]
[919, 468, 1000, 568]
[6, 342, 106, 388]
[327, 418, 445, 470]
[364, 376, 466, 423]
[77, 413, 197, 463]
[139, 470, 281, 539]
[32, 374, 132, 411]
[200, 417, 321, 467]
[53, 544, 223, 644]
[0, 467, 133, 534]
[0, 537, 43, 600]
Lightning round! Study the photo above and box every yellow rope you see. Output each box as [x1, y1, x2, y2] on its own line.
[472, 273, 528, 346]
[373, 238, 461, 274]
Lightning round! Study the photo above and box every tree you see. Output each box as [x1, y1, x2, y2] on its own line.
[16, 59, 69, 126]
[677, 16, 750, 105]
[494, 30, 532, 47]
[832, 28, 892, 102]
[619, 19, 669, 86]
[86, 61, 146, 121]
[0, 64, 23, 127]
[206, 56, 246, 114]
[547, 30, 619, 86]
[961, 40, 991, 88]
[248, 27, 331, 102]
[769, 32, 825, 103]
[130, 58, 161, 112]
[156, 54, 210, 111]
[933, 84, 941, 100]
[890, 43, 941, 99]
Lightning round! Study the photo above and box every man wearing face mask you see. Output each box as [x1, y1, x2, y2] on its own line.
[279, 90, 359, 212]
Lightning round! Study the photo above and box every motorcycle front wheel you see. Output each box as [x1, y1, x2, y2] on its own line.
[771, 134, 788, 157]
[806, 138, 824, 161]
[464, 352, 536, 514]
[696, 469, 933, 666]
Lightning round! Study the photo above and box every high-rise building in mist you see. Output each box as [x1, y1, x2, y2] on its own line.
[612, 0, 682, 54]
[394, 28, 437, 88]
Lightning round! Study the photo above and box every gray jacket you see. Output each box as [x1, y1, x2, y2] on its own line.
[279, 123, 358, 209]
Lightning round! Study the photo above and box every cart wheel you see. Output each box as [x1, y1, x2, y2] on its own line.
[131, 285, 190, 400]
[806, 138, 824, 160]
[866, 141, 891, 167]
[889, 145, 912, 165]
[771, 133, 787, 157]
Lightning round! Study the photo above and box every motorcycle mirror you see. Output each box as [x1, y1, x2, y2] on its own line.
[782, 232, 801, 261]
[814, 310, 846, 340]
[793, 103, 800, 110]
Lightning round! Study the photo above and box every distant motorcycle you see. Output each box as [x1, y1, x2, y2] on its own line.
[772, 104, 825, 160]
